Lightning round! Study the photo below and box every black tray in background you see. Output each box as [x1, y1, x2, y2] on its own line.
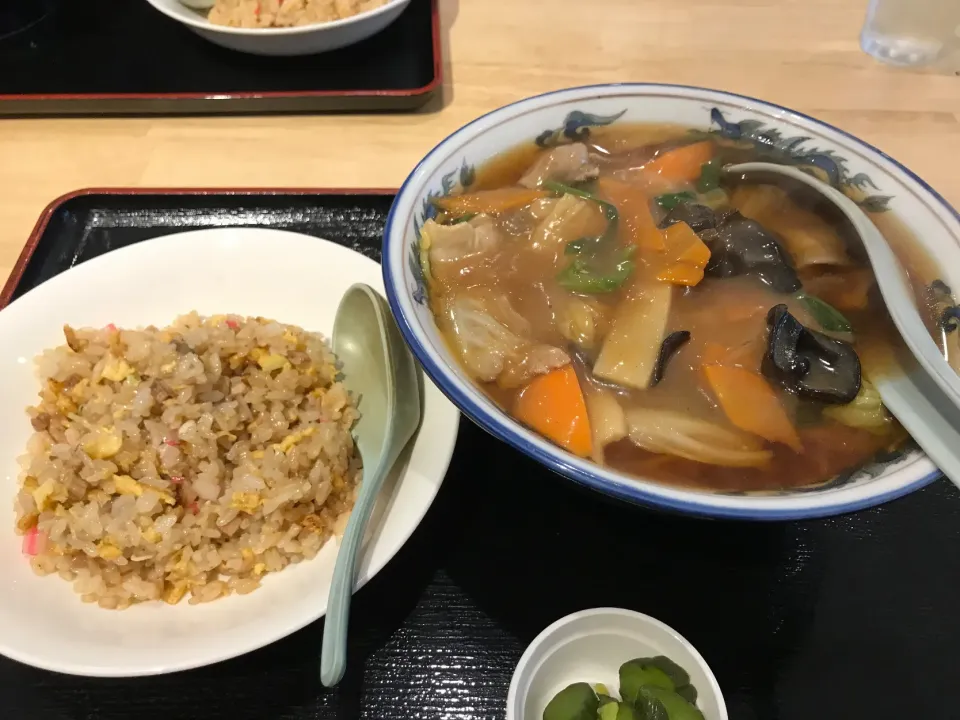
[0, 0, 441, 115]
[3, 189, 960, 720]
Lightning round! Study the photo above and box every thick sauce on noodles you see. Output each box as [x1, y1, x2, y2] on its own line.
[424, 124, 945, 492]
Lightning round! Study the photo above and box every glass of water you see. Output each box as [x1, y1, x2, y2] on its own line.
[861, 0, 960, 69]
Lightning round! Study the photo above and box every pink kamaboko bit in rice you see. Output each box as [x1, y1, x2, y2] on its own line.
[14, 313, 361, 609]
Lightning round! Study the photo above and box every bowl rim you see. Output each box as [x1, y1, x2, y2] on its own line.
[383, 82, 954, 520]
[505, 607, 727, 720]
[143, 0, 410, 35]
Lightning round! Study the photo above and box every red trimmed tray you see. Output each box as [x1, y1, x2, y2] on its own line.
[0, 0, 441, 115]
[3, 188, 960, 720]
[1, 187, 397, 307]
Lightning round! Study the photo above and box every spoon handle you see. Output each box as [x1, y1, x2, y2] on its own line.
[319, 447, 401, 686]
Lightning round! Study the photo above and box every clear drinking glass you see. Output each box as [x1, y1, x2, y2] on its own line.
[860, 0, 960, 69]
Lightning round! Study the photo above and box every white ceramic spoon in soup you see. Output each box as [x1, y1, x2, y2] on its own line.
[727, 162, 960, 488]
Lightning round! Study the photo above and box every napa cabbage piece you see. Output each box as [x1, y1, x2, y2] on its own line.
[529, 197, 560, 221]
[625, 408, 774, 468]
[823, 379, 893, 434]
[421, 215, 501, 288]
[530, 194, 599, 255]
[556, 296, 610, 350]
[496, 197, 561, 238]
[445, 289, 569, 388]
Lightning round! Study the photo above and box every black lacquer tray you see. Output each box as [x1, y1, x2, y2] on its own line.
[1, 189, 959, 720]
[0, 0, 441, 115]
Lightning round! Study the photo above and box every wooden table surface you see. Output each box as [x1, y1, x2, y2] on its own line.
[0, 0, 957, 282]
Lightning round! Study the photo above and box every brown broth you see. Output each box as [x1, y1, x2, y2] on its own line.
[428, 124, 942, 493]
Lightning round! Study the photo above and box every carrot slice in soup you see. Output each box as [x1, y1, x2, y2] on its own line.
[644, 141, 715, 183]
[701, 340, 764, 371]
[596, 177, 665, 252]
[657, 263, 704, 286]
[656, 221, 711, 286]
[433, 188, 548, 215]
[669, 224, 711, 267]
[702, 364, 802, 452]
[514, 365, 592, 457]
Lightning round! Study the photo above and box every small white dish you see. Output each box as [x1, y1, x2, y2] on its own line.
[507, 608, 727, 720]
[144, 0, 411, 56]
[0, 227, 460, 676]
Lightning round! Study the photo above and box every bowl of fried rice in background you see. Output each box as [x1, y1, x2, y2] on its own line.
[0, 227, 459, 677]
[144, 0, 412, 56]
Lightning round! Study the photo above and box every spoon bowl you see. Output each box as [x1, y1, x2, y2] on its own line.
[176, 0, 214, 10]
[726, 161, 960, 488]
[726, 161, 960, 409]
[320, 283, 422, 687]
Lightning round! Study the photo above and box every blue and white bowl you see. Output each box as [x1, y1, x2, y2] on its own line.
[383, 84, 960, 520]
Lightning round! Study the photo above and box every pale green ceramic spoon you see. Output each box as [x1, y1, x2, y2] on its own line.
[177, 0, 215, 10]
[320, 283, 422, 687]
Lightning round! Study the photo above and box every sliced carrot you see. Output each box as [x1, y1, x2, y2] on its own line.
[677, 243, 711, 268]
[655, 221, 711, 286]
[702, 364, 802, 452]
[657, 263, 704, 286]
[596, 177, 665, 252]
[644, 141, 715, 183]
[514, 365, 592, 457]
[433, 188, 548, 215]
[664, 222, 711, 267]
[700, 339, 764, 371]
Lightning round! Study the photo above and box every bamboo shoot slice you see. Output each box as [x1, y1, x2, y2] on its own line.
[593, 281, 673, 390]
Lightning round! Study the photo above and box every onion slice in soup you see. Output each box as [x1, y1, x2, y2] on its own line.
[584, 388, 628, 465]
[625, 408, 773, 468]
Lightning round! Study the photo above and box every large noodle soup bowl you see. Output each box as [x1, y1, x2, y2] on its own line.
[383, 84, 960, 520]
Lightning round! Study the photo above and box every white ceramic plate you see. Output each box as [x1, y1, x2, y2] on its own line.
[0, 228, 460, 676]
[144, 0, 411, 56]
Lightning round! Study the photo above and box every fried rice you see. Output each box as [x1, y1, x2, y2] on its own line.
[14, 313, 361, 610]
[208, 0, 389, 29]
